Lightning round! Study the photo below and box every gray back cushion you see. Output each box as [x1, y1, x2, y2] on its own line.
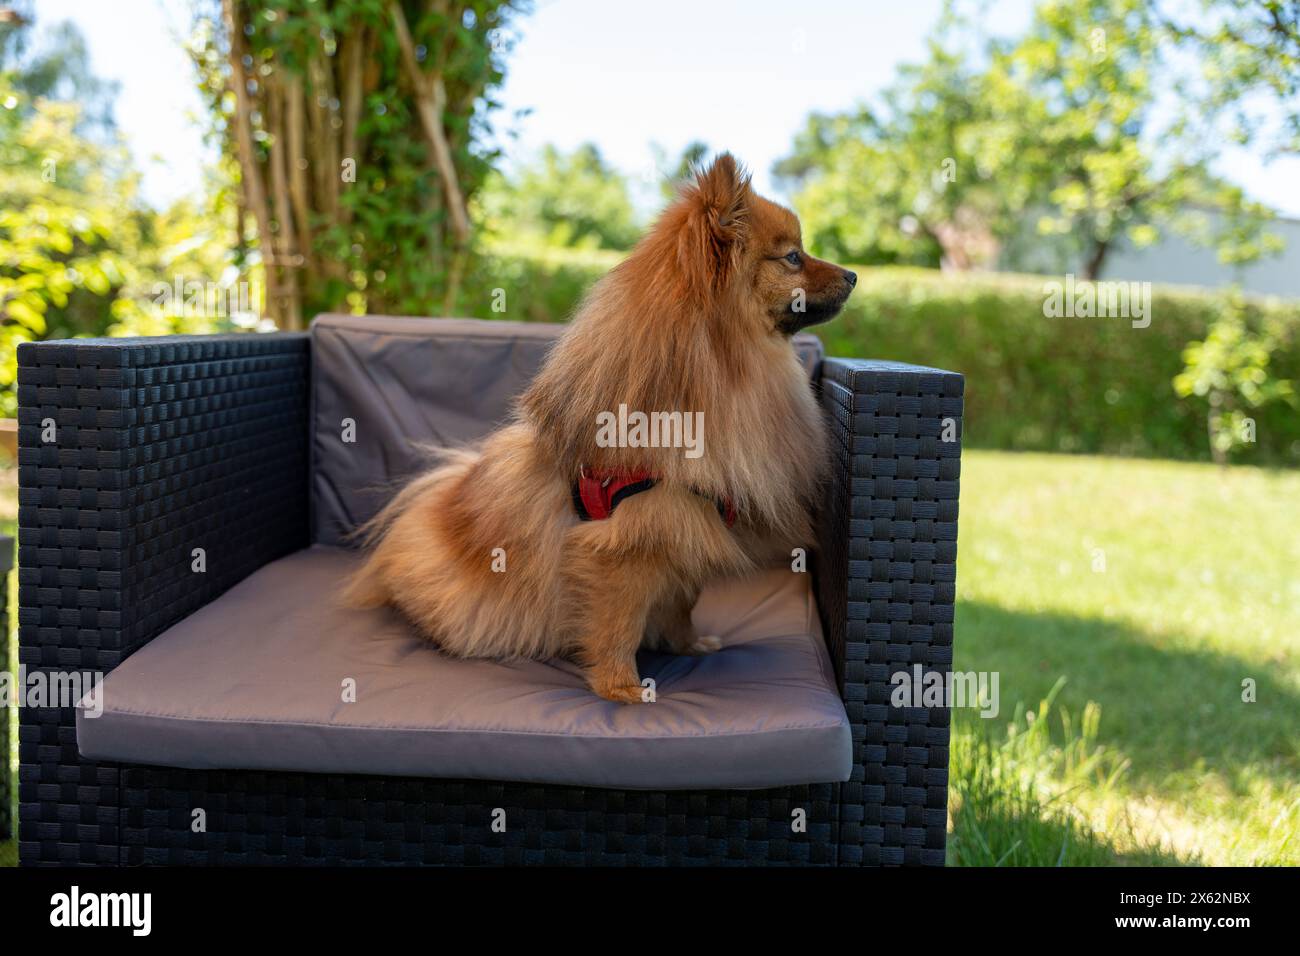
[310, 313, 825, 546]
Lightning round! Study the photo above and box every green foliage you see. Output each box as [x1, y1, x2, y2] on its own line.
[775, 34, 1025, 269]
[1162, 0, 1300, 157]
[467, 244, 619, 322]
[1175, 287, 1296, 462]
[824, 267, 1300, 464]
[777, 0, 1282, 278]
[480, 247, 1300, 463]
[1, 78, 132, 413]
[0, 1, 118, 134]
[0, 78, 136, 350]
[652, 139, 710, 201]
[994, 0, 1281, 275]
[187, 0, 524, 322]
[0, 71, 251, 416]
[477, 143, 640, 251]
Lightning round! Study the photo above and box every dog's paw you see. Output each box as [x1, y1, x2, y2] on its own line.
[688, 635, 723, 655]
[594, 683, 650, 704]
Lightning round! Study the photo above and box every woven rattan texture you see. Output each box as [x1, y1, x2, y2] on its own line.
[1, 535, 12, 841]
[119, 769, 837, 865]
[17, 335, 310, 864]
[817, 359, 963, 866]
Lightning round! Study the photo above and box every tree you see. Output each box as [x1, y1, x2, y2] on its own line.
[988, 0, 1278, 279]
[653, 139, 710, 201]
[1, 9, 260, 415]
[1174, 287, 1296, 463]
[188, 0, 523, 327]
[477, 142, 640, 251]
[776, 0, 1282, 279]
[774, 40, 1023, 269]
[0, 1, 118, 134]
[1161, 0, 1300, 158]
[0, 77, 244, 415]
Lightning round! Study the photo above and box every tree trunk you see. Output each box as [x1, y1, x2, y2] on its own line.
[390, 0, 472, 313]
[339, 28, 365, 230]
[1082, 239, 1111, 281]
[285, 75, 313, 275]
[1208, 392, 1228, 466]
[265, 78, 303, 330]
[221, 0, 283, 327]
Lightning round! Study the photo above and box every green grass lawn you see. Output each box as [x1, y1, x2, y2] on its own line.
[1, 450, 1296, 866]
[949, 450, 1300, 865]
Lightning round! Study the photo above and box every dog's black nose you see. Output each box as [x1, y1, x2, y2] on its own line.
[842, 269, 857, 288]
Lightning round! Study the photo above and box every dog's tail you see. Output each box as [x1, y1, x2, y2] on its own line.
[341, 447, 478, 609]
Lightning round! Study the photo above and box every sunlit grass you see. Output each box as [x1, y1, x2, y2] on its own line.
[952, 450, 1300, 865]
[949, 679, 1177, 865]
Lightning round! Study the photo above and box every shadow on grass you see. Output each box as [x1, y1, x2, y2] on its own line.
[947, 679, 1202, 866]
[953, 600, 1300, 791]
[948, 788, 1196, 866]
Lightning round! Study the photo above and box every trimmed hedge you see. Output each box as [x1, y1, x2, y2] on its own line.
[466, 244, 622, 325]
[825, 268, 1300, 464]
[473, 247, 1300, 464]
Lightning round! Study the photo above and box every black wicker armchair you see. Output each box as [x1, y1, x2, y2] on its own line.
[1, 534, 11, 843]
[17, 317, 962, 866]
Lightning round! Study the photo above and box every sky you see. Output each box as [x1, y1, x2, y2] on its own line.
[29, 0, 1300, 217]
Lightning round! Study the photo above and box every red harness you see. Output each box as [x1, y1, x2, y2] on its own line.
[572, 467, 736, 528]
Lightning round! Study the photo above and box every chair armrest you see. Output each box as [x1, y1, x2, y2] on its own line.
[815, 357, 963, 866]
[16, 333, 310, 864]
[17, 333, 311, 672]
[0, 534, 12, 842]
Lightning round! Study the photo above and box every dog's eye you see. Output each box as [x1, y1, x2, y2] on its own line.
[784, 250, 802, 267]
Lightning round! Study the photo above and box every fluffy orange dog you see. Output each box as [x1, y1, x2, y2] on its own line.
[346, 154, 856, 702]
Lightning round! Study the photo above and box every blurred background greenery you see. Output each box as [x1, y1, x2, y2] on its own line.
[2, 0, 1298, 866]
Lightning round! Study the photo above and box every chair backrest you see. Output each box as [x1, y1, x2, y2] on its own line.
[309, 314, 824, 546]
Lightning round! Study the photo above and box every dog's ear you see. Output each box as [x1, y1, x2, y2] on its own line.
[678, 152, 752, 292]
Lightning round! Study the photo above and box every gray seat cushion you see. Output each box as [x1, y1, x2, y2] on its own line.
[309, 314, 825, 546]
[77, 546, 851, 790]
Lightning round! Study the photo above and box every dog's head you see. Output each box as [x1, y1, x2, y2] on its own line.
[521, 153, 850, 479]
[670, 152, 856, 335]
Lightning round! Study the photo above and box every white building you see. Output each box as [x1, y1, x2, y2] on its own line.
[1000, 208, 1300, 298]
